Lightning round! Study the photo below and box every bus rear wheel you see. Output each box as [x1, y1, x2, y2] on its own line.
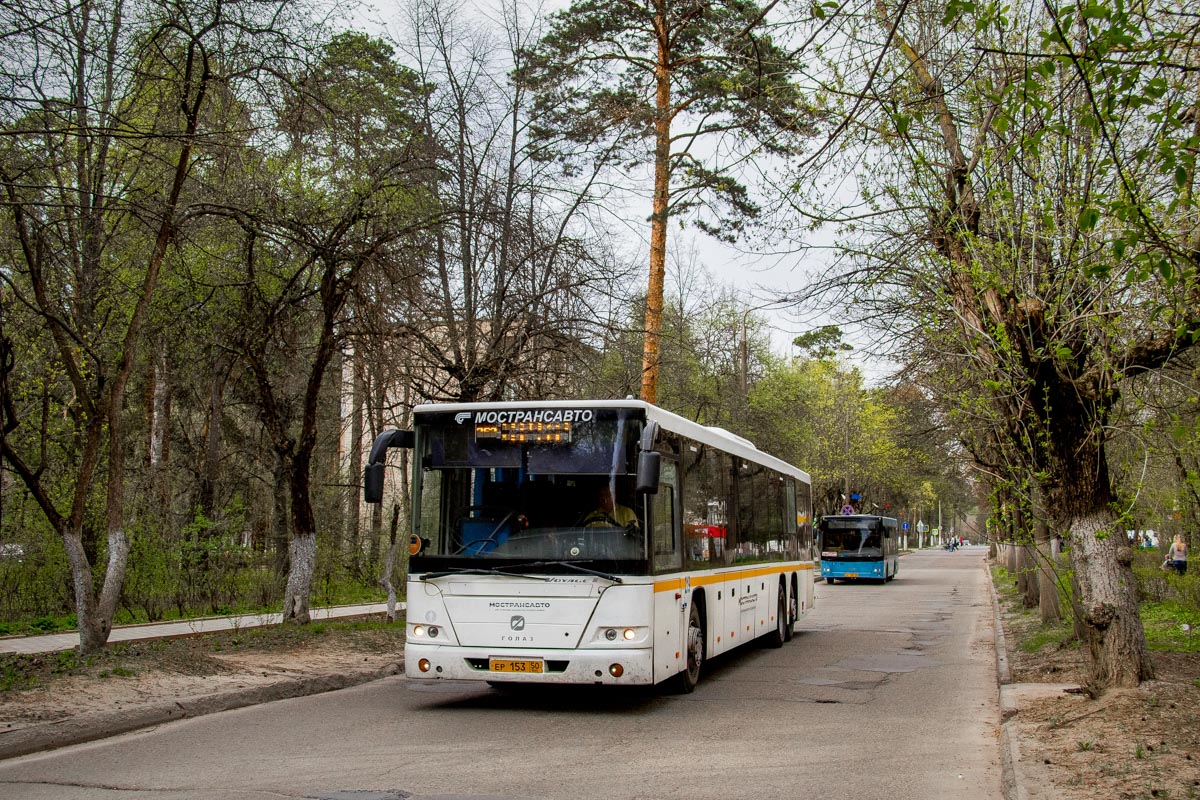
[673, 603, 704, 693]
[785, 586, 797, 642]
[767, 588, 787, 648]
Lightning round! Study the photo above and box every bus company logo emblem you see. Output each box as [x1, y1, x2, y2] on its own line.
[454, 412, 472, 424]
[510, 616, 526, 631]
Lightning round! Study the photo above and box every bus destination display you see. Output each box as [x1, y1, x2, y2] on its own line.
[475, 420, 573, 444]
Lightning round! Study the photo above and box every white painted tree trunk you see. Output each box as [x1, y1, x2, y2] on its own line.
[282, 533, 316, 624]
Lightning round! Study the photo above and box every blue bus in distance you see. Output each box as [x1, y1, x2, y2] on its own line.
[818, 515, 898, 584]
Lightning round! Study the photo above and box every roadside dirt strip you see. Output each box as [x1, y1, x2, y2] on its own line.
[0, 663, 401, 760]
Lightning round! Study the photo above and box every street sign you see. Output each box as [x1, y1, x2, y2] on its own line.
[902, 522, 909, 530]
[840, 505, 855, 515]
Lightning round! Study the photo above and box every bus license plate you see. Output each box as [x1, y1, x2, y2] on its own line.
[844, 573, 858, 578]
[489, 659, 543, 674]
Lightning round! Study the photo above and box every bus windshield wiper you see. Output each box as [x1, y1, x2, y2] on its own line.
[420, 567, 550, 581]
[512, 561, 624, 584]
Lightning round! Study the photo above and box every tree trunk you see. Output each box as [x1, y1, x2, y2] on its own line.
[1019, 544, 1039, 609]
[62, 527, 106, 653]
[640, 9, 672, 405]
[1066, 509, 1153, 693]
[346, 356, 364, 576]
[1011, 502, 1036, 607]
[282, 532, 316, 624]
[1033, 498, 1061, 624]
[272, 453, 291, 579]
[383, 503, 400, 623]
[199, 353, 231, 518]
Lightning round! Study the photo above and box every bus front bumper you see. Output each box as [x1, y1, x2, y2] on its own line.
[405, 643, 656, 685]
[822, 562, 885, 579]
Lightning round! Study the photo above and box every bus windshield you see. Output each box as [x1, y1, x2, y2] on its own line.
[412, 409, 646, 564]
[820, 523, 882, 558]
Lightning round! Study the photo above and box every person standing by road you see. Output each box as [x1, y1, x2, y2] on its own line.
[1168, 534, 1188, 576]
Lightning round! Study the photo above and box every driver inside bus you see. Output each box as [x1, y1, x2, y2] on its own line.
[583, 485, 639, 532]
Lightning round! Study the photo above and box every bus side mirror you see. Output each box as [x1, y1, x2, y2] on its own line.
[640, 421, 659, 451]
[636, 451, 661, 495]
[364, 463, 385, 503]
[363, 428, 415, 504]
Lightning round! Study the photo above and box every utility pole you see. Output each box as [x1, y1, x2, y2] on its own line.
[938, 499, 943, 546]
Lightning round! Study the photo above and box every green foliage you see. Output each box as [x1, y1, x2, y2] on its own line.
[1139, 603, 1200, 653]
[792, 327, 854, 360]
[992, 565, 1018, 597]
[521, 0, 815, 241]
[100, 667, 136, 679]
[1021, 622, 1075, 653]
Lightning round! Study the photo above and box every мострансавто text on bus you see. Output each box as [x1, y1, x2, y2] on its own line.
[364, 400, 817, 693]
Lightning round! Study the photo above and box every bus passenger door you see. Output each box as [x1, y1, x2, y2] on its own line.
[651, 461, 684, 685]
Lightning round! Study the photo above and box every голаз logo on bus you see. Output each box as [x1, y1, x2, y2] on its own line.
[457, 409, 595, 425]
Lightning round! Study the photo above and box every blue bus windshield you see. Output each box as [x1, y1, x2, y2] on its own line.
[821, 527, 882, 558]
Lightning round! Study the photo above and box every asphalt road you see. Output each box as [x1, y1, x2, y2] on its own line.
[0, 547, 1002, 800]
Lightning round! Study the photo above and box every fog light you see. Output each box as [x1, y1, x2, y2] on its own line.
[605, 628, 617, 641]
[412, 625, 425, 638]
[622, 628, 636, 641]
[418, 658, 431, 672]
[428, 626, 439, 638]
[608, 663, 624, 678]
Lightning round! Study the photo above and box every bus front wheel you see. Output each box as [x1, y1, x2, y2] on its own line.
[673, 603, 704, 693]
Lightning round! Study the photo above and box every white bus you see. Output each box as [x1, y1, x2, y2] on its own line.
[364, 400, 815, 692]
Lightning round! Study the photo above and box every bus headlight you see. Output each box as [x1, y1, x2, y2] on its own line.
[413, 625, 425, 637]
[428, 626, 439, 638]
[601, 627, 643, 643]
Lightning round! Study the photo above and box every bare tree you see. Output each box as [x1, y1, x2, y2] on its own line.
[387, 0, 623, 405]
[0, 0, 306, 653]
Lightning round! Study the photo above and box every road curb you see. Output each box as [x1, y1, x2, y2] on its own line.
[0, 662, 401, 761]
[984, 563, 1070, 800]
[987, 559, 1021, 800]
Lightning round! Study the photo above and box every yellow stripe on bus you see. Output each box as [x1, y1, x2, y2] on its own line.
[653, 563, 814, 593]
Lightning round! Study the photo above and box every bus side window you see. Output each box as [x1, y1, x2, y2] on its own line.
[785, 480, 798, 560]
[652, 461, 681, 572]
[683, 443, 709, 568]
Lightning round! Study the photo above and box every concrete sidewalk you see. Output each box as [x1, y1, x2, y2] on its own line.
[0, 602, 406, 655]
